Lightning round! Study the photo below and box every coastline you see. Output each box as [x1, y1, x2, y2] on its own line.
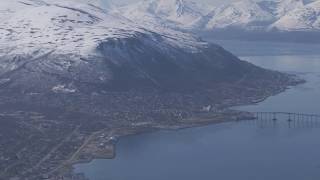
[59, 74, 305, 180]
[0, 71, 302, 180]
[61, 110, 255, 180]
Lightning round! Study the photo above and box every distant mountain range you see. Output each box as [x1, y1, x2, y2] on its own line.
[117, 0, 209, 30]
[116, 0, 208, 30]
[118, 0, 320, 41]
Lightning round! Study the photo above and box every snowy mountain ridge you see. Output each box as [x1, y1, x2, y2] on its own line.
[118, 0, 320, 32]
[270, 0, 320, 31]
[0, 0, 207, 59]
[0, 0, 294, 96]
[2, 0, 258, 94]
[0, 2, 301, 180]
[199, 0, 320, 32]
[118, 0, 209, 29]
[202, 0, 276, 30]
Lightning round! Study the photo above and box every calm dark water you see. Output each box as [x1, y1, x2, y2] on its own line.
[75, 41, 320, 180]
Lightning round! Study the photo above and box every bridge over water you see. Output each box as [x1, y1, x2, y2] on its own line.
[254, 112, 320, 121]
[240, 112, 320, 129]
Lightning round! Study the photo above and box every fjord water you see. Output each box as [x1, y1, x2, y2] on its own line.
[75, 41, 320, 180]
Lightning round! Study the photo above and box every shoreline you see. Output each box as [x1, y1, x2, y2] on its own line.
[4, 72, 302, 180]
[56, 75, 305, 180]
[64, 110, 255, 180]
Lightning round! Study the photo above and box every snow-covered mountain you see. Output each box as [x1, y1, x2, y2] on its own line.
[271, 0, 320, 31]
[119, 0, 320, 33]
[200, 0, 276, 31]
[118, 0, 209, 29]
[195, 0, 320, 32]
[0, 0, 205, 57]
[272, 0, 306, 17]
[0, 0, 274, 95]
[256, 0, 306, 18]
[0, 1, 300, 180]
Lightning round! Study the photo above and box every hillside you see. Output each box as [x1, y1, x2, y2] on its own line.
[0, 0, 300, 179]
[119, 0, 320, 41]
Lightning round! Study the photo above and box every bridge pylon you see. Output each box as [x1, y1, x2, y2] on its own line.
[272, 113, 277, 121]
[288, 113, 293, 122]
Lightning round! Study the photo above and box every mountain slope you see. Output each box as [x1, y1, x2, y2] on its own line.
[0, 0, 296, 126]
[203, 0, 275, 31]
[0, 0, 299, 179]
[0, 0, 273, 93]
[196, 0, 312, 31]
[274, 0, 306, 17]
[118, 0, 208, 29]
[183, 0, 320, 41]
[117, 0, 320, 33]
[270, 0, 320, 31]
[255, 0, 307, 21]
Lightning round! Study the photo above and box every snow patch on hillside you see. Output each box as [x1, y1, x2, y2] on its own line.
[118, 0, 208, 29]
[118, 0, 320, 32]
[205, 0, 275, 30]
[0, 0, 207, 59]
[271, 0, 320, 31]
